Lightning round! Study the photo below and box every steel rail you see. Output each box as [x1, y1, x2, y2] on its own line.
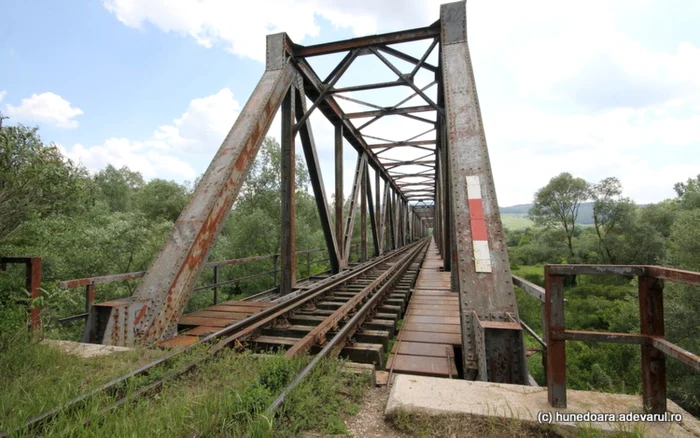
[264, 238, 429, 415]
[1, 243, 421, 437]
[284, 238, 427, 358]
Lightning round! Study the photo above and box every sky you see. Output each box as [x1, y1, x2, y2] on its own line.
[2, 0, 699, 207]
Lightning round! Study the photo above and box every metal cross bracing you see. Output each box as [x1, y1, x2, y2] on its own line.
[88, 0, 528, 386]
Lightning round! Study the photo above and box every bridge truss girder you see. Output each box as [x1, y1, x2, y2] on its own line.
[91, 0, 525, 385]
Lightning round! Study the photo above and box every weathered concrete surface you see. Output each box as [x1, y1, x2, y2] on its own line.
[42, 339, 131, 358]
[386, 374, 700, 437]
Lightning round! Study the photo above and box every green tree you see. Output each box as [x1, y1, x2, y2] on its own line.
[674, 174, 700, 210]
[529, 172, 590, 258]
[0, 124, 91, 242]
[591, 177, 635, 263]
[94, 165, 144, 212]
[135, 179, 189, 222]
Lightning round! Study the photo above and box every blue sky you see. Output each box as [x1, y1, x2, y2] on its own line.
[2, 0, 699, 206]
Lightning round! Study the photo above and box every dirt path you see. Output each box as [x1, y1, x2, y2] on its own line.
[345, 386, 408, 438]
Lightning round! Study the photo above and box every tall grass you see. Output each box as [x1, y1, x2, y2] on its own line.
[0, 336, 370, 437]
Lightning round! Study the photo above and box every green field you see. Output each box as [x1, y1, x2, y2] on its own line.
[500, 213, 534, 230]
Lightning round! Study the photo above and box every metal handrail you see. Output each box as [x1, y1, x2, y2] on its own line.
[56, 243, 360, 324]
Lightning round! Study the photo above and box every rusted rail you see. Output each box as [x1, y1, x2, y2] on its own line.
[2, 239, 425, 437]
[265, 238, 429, 414]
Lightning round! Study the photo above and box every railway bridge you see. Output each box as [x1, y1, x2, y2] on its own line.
[8, 2, 699, 433]
[80, 0, 527, 385]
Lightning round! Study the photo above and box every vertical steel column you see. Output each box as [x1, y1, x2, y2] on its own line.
[380, 182, 389, 255]
[545, 267, 566, 408]
[335, 124, 344, 267]
[343, 154, 366, 263]
[360, 160, 368, 261]
[375, 171, 381, 252]
[295, 85, 341, 274]
[388, 190, 396, 250]
[365, 165, 380, 256]
[440, 120, 452, 272]
[638, 275, 666, 413]
[440, 1, 525, 382]
[280, 85, 297, 295]
[434, 118, 443, 254]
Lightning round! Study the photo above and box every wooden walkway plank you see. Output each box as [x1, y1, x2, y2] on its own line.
[388, 238, 460, 379]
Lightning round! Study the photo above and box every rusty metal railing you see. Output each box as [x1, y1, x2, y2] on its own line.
[56, 244, 359, 324]
[543, 264, 700, 413]
[0, 257, 42, 332]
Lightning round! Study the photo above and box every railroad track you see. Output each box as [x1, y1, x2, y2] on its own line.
[3, 237, 429, 437]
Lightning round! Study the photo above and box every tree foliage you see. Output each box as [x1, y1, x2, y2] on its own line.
[512, 171, 700, 416]
[0, 125, 90, 241]
[529, 172, 590, 258]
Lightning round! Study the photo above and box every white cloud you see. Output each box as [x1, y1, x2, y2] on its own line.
[484, 103, 700, 205]
[61, 88, 244, 181]
[0, 91, 6, 103]
[99, 0, 700, 206]
[153, 88, 241, 154]
[5, 92, 84, 129]
[102, 0, 437, 62]
[61, 138, 197, 180]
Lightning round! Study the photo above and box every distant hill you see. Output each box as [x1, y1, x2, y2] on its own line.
[499, 202, 596, 229]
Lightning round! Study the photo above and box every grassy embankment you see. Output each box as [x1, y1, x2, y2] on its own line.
[0, 333, 370, 437]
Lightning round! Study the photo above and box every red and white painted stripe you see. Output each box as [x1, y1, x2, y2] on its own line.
[465, 176, 492, 273]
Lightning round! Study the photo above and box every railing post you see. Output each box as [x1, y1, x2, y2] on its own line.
[213, 265, 219, 305]
[28, 258, 42, 333]
[545, 265, 566, 408]
[307, 252, 311, 278]
[638, 274, 666, 413]
[85, 283, 95, 314]
[273, 255, 279, 287]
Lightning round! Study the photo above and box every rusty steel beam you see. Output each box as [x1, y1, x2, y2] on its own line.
[375, 171, 381, 254]
[545, 269, 567, 408]
[556, 330, 648, 344]
[365, 165, 379, 257]
[335, 124, 344, 264]
[379, 182, 390, 254]
[345, 105, 435, 119]
[377, 44, 438, 74]
[647, 265, 700, 286]
[330, 80, 405, 94]
[335, 92, 436, 127]
[368, 140, 436, 149]
[369, 47, 444, 117]
[292, 25, 440, 57]
[548, 264, 645, 277]
[638, 275, 666, 413]
[651, 337, 700, 372]
[396, 180, 434, 187]
[408, 37, 440, 78]
[512, 275, 545, 302]
[356, 82, 438, 131]
[295, 80, 341, 274]
[343, 154, 367, 264]
[97, 34, 297, 345]
[360, 160, 367, 262]
[294, 49, 358, 131]
[280, 85, 296, 295]
[440, 1, 526, 383]
[292, 58, 408, 202]
[383, 160, 435, 169]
